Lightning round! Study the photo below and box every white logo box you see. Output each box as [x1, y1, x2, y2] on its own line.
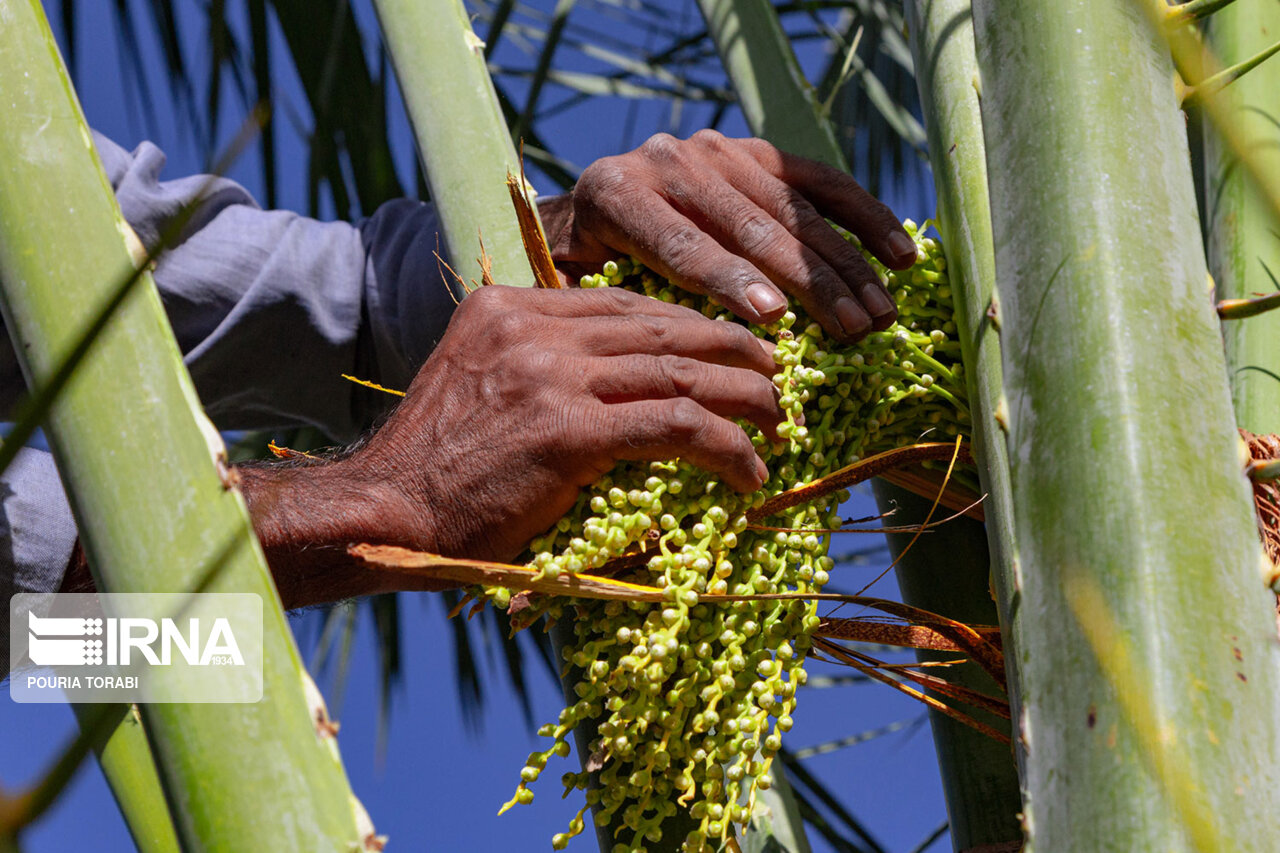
[10, 592, 262, 703]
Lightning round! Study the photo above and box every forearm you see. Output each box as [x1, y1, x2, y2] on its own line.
[61, 457, 445, 609]
[236, 459, 444, 608]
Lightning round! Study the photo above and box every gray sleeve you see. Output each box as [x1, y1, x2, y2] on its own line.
[98, 132, 458, 438]
[0, 449, 78, 602]
[0, 133, 459, 605]
[1, 133, 457, 436]
[0, 448, 79, 668]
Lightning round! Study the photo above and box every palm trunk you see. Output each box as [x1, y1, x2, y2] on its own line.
[0, 3, 366, 848]
[697, 1, 1019, 847]
[971, 1, 1280, 848]
[1203, 4, 1280, 435]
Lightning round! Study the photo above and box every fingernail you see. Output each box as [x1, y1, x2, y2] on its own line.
[755, 457, 769, 485]
[746, 283, 787, 318]
[834, 297, 870, 339]
[888, 231, 917, 265]
[864, 286, 896, 320]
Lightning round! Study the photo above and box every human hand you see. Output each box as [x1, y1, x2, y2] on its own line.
[241, 285, 783, 596]
[540, 130, 917, 342]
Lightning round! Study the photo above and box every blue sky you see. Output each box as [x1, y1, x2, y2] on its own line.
[1, 2, 953, 851]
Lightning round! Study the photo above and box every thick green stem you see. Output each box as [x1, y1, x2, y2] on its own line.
[696, 0, 847, 168]
[372, 0, 534, 290]
[1204, 2, 1280, 436]
[902, 1, 1025, 846]
[878, 484, 1019, 850]
[972, 1, 1280, 848]
[70, 704, 179, 853]
[0, 3, 365, 848]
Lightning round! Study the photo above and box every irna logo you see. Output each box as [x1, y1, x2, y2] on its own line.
[27, 610, 245, 667]
[11, 592, 263, 703]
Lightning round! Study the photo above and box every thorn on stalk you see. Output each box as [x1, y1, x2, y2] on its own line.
[1217, 291, 1280, 320]
[1180, 36, 1280, 107]
[994, 395, 1011, 435]
[351, 795, 386, 851]
[1249, 458, 1280, 483]
[1164, 0, 1241, 29]
[302, 671, 341, 740]
[217, 454, 241, 490]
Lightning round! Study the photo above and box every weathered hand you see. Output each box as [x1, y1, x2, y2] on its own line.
[540, 130, 917, 342]
[239, 285, 782, 602]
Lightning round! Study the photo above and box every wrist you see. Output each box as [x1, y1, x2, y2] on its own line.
[238, 456, 440, 607]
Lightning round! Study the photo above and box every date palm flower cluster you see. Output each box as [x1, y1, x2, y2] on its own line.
[483, 222, 971, 851]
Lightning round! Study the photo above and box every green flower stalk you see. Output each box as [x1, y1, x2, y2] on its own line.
[372, 0, 533, 290]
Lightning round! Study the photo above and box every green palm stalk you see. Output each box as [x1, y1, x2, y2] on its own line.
[971, 0, 1280, 848]
[696, 0, 843, 164]
[71, 703, 179, 852]
[697, 0, 1018, 846]
[0, 3, 367, 849]
[900, 1, 1024, 846]
[371, 0, 532, 290]
[1203, 3, 1280, 436]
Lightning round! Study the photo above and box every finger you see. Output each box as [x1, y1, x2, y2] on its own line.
[594, 397, 767, 493]
[674, 178, 888, 341]
[709, 148, 899, 333]
[460, 286, 778, 368]
[475, 282, 719, 324]
[570, 313, 776, 375]
[578, 187, 793, 326]
[584, 355, 782, 436]
[735, 138, 918, 270]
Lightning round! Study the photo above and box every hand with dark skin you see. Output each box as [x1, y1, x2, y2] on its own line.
[539, 130, 917, 341]
[61, 133, 914, 608]
[240, 286, 783, 607]
[248, 132, 916, 608]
